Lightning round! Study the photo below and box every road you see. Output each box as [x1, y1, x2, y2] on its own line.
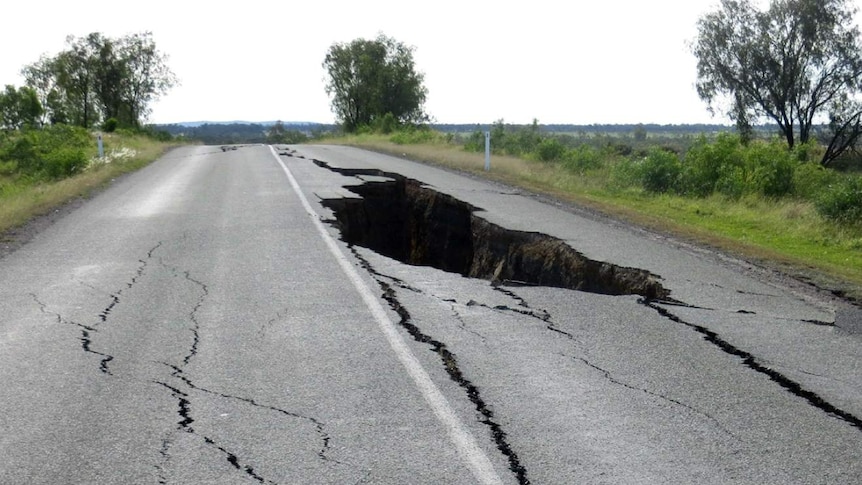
[0, 144, 860, 484]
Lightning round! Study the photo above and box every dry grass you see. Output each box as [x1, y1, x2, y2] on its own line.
[0, 133, 179, 235]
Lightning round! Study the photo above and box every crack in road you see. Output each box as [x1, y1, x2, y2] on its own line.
[98, 242, 163, 324]
[487, 286, 739, 438]
[156, 377, 277, 485]
[573, 355, 739, 439]
[489, 286, 582, 345]
[152, 265, 279, 484]
[641, 299, 862, 432]
[348, 246, 531, 485]
[30, 294, 115, 375]
[161, 362, 337, 464]
[153, 263, 338, 484]
[257, 309, 288, 342]
[448, 302, 489, 343]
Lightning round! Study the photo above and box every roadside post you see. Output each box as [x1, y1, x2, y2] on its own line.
[97, 134, 104, 159]
[484, 131, 490, 171]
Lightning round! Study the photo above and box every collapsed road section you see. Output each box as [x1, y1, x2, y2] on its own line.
[306, 154, 862, 437]
[314, 160, 670, 300]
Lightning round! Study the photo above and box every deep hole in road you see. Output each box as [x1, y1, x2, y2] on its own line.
[316, 160, 670, 300]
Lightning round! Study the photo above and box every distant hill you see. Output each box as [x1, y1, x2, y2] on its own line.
[153, 121, 336, 144]
[170, 120, 321, 128]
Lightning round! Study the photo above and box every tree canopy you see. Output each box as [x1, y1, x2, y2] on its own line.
[323, 34, 428, 132]
[21, 32, 177, 130]
[0, 85, 43, 130]
[693, 0, 862, 165]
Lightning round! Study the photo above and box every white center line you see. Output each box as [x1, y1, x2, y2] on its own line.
[269, 146, 504, 485]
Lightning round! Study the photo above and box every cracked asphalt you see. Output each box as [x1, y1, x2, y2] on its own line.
[1, 144, 861, 484]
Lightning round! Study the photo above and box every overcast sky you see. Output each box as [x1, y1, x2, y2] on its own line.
[3, 1, 862, 125]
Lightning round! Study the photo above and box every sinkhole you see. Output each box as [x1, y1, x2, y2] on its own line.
[316, 162, 670, 300]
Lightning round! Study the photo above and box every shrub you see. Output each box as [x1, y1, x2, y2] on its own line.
[102, 118, 119, 133]
[681, 133, 743, 196]
[744, 139, 795, 197]
[42, 147, 88, 178]
[390, 127, 438, 145]
[680, 134, 795, 198]
[536, 138, 566, 162]
[371, 113, 397, 134]
[816, 176, 862, 224]
[793, 162, 839, 200]
[608, 157, 641, 190]
[463, 130, 485, 152]
[714, 164, 747, 199]
[0, 124, 92, 180]
[562, 144, 603, 172]
[640, 147, 682, 193]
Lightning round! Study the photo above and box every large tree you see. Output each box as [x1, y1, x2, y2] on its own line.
[117, 32, 177, 127]
[55, 33, 101, 129]
[323, 34, 428, 132]
[693, 0, 862, 166]
[21, 32, 176, 129]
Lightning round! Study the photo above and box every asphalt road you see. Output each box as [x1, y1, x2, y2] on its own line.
[1, 144, 860, 484]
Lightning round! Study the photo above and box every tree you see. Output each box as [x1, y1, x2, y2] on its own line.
[55, 33, 102, 128]
[693, 0, 862, 166]
[20, 55, 65, 125]
[117, 32, 177, 127]
[21, 32, 176, 129]
[0, 85, 43, 130]
[92, 35, 127, 125]
[323, 34, 428, 132]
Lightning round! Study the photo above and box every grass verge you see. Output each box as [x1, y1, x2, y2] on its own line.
[0, 132, 181, 237]
[327, 134, 862, 302]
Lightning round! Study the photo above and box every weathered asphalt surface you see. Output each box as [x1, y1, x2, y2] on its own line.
[1, 144, 860, 484]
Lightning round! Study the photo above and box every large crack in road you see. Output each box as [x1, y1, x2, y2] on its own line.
[305, 154, 862, 469]
[315, 159, 670, 300]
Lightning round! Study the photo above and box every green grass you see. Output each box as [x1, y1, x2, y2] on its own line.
[325, 133, 862, 301]
[0, 132, 181, 235]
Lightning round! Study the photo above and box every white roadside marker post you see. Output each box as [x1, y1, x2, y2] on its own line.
[97, 133, 104, 159]
[484, 131, 491, 171]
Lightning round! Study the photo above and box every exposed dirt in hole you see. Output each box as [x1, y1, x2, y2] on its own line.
[316, 161, 670, 300]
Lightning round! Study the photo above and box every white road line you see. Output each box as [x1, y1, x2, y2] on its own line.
[269, 146, 505, 485]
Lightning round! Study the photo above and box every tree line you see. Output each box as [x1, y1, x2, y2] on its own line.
[1, 32, 176, 131]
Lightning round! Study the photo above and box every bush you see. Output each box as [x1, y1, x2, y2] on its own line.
[0, 124, 92, 180]
[102, 118, 119, 133]
[463, 130, 485, 152]
[714, 164, 747, 199]
[744, 139, 795, 197]
[371, 113, 397, 134]
[816, 176, 862, 224]
[562, 144, 604, 172]
[536, 138, 566, 162]
[390, 127, 438, 145]
[793, 162, 839, 200]
[42, 147, 88, 178]
[680, 133, 743, 196]
[679, 134, 796, 198]
[639, 147, 682, 193]
[608, 157, 641, 190]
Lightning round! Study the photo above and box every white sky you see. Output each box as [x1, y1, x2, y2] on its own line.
[3, 0, 861, 125]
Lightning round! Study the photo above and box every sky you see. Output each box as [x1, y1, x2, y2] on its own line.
[2, 0, 861, 126]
